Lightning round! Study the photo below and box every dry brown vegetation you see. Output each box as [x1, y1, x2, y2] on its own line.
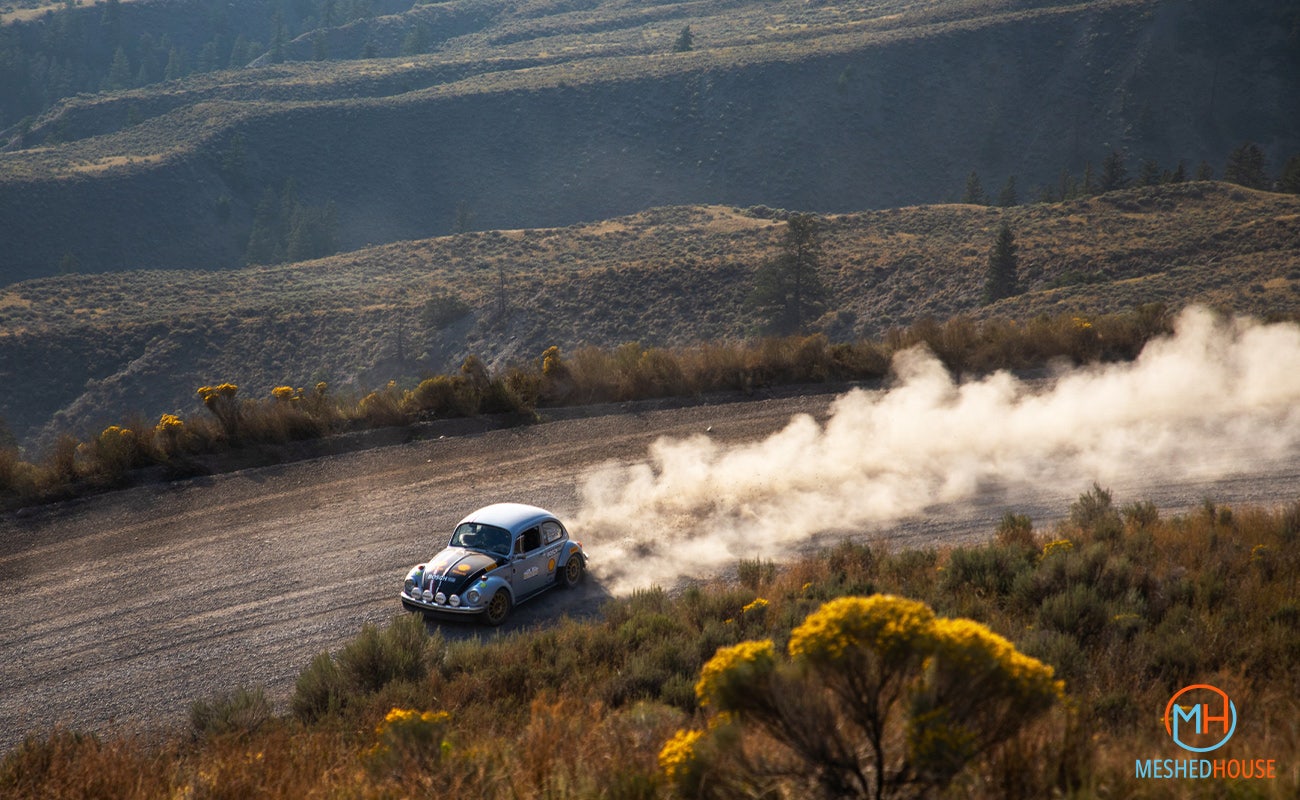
[1, 181, 1297, 455]
[4, 489, 1299, 798]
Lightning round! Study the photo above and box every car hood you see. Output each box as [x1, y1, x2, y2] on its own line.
[419, 548, 504, 595]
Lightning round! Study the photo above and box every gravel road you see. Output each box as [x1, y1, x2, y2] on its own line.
[2, 391, 1297, 754]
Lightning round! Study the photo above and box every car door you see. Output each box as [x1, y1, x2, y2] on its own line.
[511, 526, 549, 597]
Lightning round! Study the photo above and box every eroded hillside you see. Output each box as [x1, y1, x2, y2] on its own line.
[0, 0, 1296, 281]
[1, 182, 1297, 452]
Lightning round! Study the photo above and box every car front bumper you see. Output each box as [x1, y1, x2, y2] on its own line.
[401, 591, 484, 615]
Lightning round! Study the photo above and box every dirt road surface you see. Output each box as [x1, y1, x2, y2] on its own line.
[2, 392, 1297, 754]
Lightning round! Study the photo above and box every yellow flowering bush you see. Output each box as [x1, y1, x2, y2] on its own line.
[927, 617, 1064, 705]
[1041, 538, 1074, 559]
[196, 383, 241, 435]
[270, 386, 297, 402]
[367, 708, 452, 774]
[685, 596, 1065, 798]
[541, 345, 565, 377]
[658, 728, 703, 785]
[90, 425, 142, 475]
[196, 383, 238, 405]
[695, 639, 776, 710]
[741, 597, 768, 614]
[155, 414, 183, 434]
[788, 594, 935, 666]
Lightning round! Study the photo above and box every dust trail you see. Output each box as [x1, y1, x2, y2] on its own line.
[574, 307, 1300, 592]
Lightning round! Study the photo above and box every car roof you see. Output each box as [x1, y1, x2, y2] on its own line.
[457, 503, 559, 535]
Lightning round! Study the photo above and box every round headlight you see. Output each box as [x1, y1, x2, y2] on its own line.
[422, 589, 433, 601]
[449, 594, 461, 607]
[404, 578, 416, 595]
[435, 592, 447, 605]
[466, 589, 480, 604]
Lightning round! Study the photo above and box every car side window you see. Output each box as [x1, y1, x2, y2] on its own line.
[517, 527, 542, 554]
[542, 521, 564, 544]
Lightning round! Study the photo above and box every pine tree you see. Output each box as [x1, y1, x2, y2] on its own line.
[164, 46, 185, 80]
[983, 222, 1019, 305]
[105, 46, 131, 91]
[963, 171, 988, 205]
[673, 25, 694, 53]
[1099, 150, 1129, 192]
[748, 214, 827, 334]
[1279, 155, 1300, 194]
[1195, 160, 1214, 181]
[997, 175, 1019, 207]
[1138, 159, 1160, 186]
[1223, 142, 1268, 189]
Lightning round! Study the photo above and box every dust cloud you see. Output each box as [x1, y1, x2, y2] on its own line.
[574, 307, 1300, 592]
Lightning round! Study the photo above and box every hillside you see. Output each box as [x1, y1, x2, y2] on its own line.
[0, 0, 1297, 281]
[1, 180, 1297, 452]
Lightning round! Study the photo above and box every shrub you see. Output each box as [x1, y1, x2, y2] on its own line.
[189, 686, 272, 741]
[941, 544, 1033, 598]
[1038, 584, 1109, 644]
[737, 558, 776, 589]
[291, 651, 346, 722]
[196, 382, 240, 437]
[994, 512, 1035, 549]
[366, 708, 452, 776]
[357, 381, 409, 427]
[675, 595, 1061, 798]
[292, 614, 434, 721]
[1070, 483, 1121, 541]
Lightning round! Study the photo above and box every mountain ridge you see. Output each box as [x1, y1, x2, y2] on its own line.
[2, 181, 1297, 453]
[1, 0, 1296, 282]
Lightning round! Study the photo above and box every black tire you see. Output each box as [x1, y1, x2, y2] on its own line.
[482, 590, 512, 626]
[560, 555, 584, 588]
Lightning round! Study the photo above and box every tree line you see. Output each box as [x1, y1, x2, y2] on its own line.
[963, 142, 1300, 207]
[0, 0, 395, 132]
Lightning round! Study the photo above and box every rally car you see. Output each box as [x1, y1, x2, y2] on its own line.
[400, 503, 586, 625]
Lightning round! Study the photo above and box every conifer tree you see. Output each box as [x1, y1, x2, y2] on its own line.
[997, 175, 1019, 207]
[1082, 162, 1096, 195]
[963, 171, 987, 205]
[983, 222, 1019, 305]
[105, 46, 131, 90]
[1223, 142, 1268, 189]
[673, 25, 694, 53]
[1279, 155, 1300, 194]
[1099, 150, 1128, 192]
[1139, 159, 1160, 186]
[749, 214, 827, 334]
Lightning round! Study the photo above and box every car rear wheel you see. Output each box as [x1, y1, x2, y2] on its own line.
[483, 590, 512, 626]
[560, 555, 584, 588]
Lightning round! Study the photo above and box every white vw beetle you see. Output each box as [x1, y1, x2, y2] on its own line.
[401, 503, 586, 625]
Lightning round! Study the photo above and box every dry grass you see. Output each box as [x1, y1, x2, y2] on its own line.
[0, 304, 1188, 511]
[3, 182, 1297, 457]
[5, 491, 1299, 798]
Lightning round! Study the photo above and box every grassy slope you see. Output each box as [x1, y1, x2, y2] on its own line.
[0, 181, 1297, 450]
[0, 0, 1296, 280]
[3, 493, 1298, 798]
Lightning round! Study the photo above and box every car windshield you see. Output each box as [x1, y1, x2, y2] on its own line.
[450, 522, 511, 556]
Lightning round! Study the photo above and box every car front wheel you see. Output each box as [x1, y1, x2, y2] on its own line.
[483, 590, 512, 626]
[560, 555, 584, 588]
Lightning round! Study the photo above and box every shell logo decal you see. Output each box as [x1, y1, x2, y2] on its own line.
[455, 563, 472, 574]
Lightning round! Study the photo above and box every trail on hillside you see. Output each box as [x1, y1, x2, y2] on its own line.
[577, 307, 1300, 592]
